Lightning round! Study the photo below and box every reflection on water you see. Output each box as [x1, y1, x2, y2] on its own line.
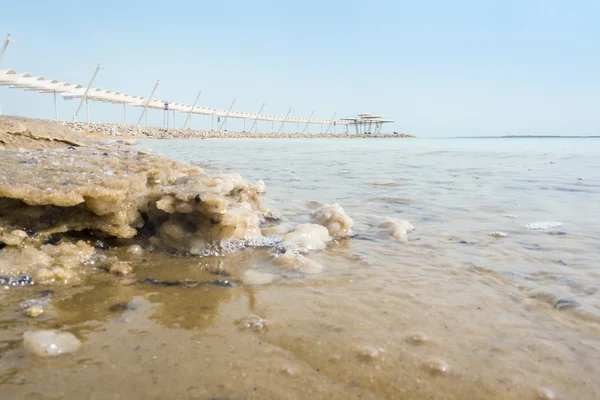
[0, 138, 599, 399]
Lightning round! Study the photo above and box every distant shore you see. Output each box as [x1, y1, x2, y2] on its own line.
[456, 135, 600, 139]
[59, 121, 415, 139]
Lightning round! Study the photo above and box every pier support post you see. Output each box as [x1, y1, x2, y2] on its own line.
[184, 90, 201, 129]
[249, 102, 265, 133]
[137, 80, 160, 126]
[74, 63, 101, 122]
[219, 98, 236, 131]
[277, 108, 292, 134]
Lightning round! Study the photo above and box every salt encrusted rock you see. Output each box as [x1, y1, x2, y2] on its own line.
[0, 147, 266, 256]
[283, 224, 331, 250]
[313, 203, 354, 238]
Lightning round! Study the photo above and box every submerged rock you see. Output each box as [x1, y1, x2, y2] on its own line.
[23, 330, 81, 357]
[426, 359, 450, 375]
[237, 315, 267, 331]
[356, 345, 381, 362]
[272, 243, 324, 274]
[107, 261, 134, 276]
[126, 244, 143, 255]
[554, 298, 581, 310]
[35, 267, 80, 285]
[139, 278, 235, 288]
[242, 270, 276, 285]
[20, 299, 49, 317]
[313, 203, 354, 238]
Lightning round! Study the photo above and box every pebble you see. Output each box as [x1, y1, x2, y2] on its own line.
[23, 330, 81, 357]
[548, 231, 567, 236]
[108, 261, 134, 276]
[93, 240, 109, 250]
[208, 269, 231, 277]
[519, 242, 541, 250]
[43, 235, 62, 245]
[139, 278, 235, 288]
[490, 231, 507, 237]
[357, 345, 380, 362]
[238, 315, 267, 331]
[554, 298, 581, 310]
[109, 302, 136, 313]
[281, 366, 299, 376]
[426, 359, 450, 375]
[406, 333, 428, 345]
[126, 245, 143, 255]
[21, 302, 45, 317]
[242, 270, 276, 286]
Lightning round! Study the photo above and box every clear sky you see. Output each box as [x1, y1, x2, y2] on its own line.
[0, 0, 599, 136]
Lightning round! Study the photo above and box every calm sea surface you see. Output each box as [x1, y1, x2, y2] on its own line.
[4, 137, 598, 399]
[137, 137, 600, 398]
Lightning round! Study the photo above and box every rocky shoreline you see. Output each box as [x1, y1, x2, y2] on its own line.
[0, 116, 359, 285]
[58, 120, 415, 139]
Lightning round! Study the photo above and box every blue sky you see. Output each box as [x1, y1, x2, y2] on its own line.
[0, 0, 599, 136]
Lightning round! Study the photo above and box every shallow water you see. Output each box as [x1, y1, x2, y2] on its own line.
[2, 137, 600, 399]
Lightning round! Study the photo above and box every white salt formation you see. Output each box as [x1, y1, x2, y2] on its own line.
[282, 224, 331, 250]
[378, 220, 415, 242]
[313, 203, 354, 238]
[23, 330, 82, 357]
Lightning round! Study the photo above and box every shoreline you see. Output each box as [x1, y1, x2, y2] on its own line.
[58, 120, 416, 139]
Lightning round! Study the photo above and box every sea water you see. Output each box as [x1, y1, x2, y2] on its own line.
[1, 137, 599, 399]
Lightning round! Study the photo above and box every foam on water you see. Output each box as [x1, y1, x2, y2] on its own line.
[525, 221, 563, 230]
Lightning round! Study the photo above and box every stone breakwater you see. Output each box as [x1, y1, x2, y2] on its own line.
[58, 121, 415, 139]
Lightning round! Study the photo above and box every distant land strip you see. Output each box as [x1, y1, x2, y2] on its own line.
[455, 135, 600, 139]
